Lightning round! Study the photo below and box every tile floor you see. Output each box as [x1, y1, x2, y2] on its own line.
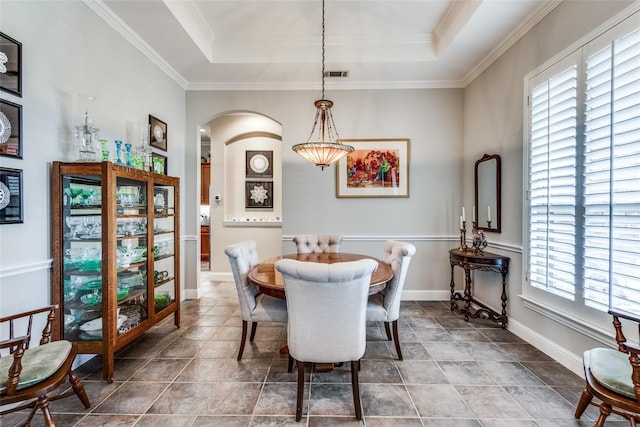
[1, 276, 629, 426]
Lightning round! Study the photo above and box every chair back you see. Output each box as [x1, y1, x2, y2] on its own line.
[276, 258, 377, 363]
[292, 234, 343, 253]
[224, 240, 261, 320]
[381, 240, 416, 320]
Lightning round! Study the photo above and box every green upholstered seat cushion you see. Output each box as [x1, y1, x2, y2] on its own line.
[589, 347, 636, 400]
[0, 341, 72, 393]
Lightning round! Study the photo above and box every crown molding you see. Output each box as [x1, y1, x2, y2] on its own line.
[186, 79, 465, 91]
[462, 0, 562, 87]
[83, 0, 188, 89]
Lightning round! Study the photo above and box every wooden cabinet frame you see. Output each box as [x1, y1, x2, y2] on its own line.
[51, 161, 180, 381]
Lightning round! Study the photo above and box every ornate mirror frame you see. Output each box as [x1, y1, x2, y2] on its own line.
[474, 153, 501, 233]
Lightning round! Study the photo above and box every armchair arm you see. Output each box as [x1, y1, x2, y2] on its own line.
[0, 335, 30, 396]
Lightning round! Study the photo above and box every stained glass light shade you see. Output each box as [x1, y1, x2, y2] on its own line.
[292, 99, 354, 170]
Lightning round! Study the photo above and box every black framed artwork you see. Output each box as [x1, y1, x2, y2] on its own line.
[152, 152, 167, 175]
[0, 167, 23, 224]
[245, 181, 273, 208]
[246, 150, 273, 178]
[0, 32, 22, 97]
[0, 98, 22, 158]
[149, 115, 167, 151]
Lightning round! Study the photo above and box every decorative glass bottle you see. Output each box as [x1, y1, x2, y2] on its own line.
[114, 140, 125, 166]
[125, 143, 132, 167]
[75, 96, 99, 161]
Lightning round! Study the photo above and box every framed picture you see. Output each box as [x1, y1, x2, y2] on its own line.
[0, 167, 23, 224]
[0, 32, 22, 97]
[0, 99, 22, 158]
[335, 139, 410, 198]
[246, 150, 273, 178]
[151, 152, 167, 175]
[245, 181, 273, 208]
[148, 115, 167, 151]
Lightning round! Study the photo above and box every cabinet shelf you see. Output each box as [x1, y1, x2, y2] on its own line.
[52, 161, 181, 381]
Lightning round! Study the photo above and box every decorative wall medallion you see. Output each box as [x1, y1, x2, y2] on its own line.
[245, 181, 273, 208]
[0, 181, 9, 210]
[246, 150, 273, 178]
[148, 114, 167, 151]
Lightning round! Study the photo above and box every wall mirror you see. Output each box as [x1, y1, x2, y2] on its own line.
[474, 153, 501, 233]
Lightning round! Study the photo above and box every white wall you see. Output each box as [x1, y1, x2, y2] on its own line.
[0, 2, 185, 324]
[185, 88, 465, 297]
[463, 0, 637, 374]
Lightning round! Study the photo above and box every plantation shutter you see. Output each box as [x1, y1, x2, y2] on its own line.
[582, 27, 640, 315]
[527, 62, 578, 300]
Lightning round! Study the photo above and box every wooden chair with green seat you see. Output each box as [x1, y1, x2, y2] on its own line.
[575, 310, 640, 426]
[0, 304, 91, 427]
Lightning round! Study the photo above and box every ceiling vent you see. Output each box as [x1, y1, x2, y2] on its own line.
[323, 71, 349, 78]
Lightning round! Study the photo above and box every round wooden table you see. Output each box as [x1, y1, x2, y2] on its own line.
[248, 252, 393, 299]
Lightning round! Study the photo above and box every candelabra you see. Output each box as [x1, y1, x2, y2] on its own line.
[459, 221, 471, 252]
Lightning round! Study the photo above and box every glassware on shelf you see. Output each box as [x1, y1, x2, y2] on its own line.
[100, 139, 109, 161]
[79, 189, 94, 206]
[64, 187, 83, 207]
[114, 140, 125, 166]
[75, 95, 99, 161]
[125, 143, 132, 167]
[65, 216, 84, 239]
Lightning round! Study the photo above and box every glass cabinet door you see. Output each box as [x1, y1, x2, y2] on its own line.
[61, 175, 103, 341]
[153, 183, 176, 313]
[115, 176, 149, 334]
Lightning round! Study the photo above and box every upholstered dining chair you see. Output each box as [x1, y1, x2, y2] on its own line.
[292, 234, 343, 254]
[0, 305, 91, 427]
[276, 258, 378, 421]
[366, 240, 416, 361]
[575, 310, 640, 426]
[224, 240, 288, 361]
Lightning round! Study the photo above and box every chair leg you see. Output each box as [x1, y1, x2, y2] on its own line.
[574, 388, 592, 418]
[384, 322, 392, 341]
[351, 360, 363, 420]
[595, 403, 612, 427]
[296, 360, 305, 421]
[238, 320, 248, 361]
[392, 320, 403, 361]
[249, 322, 258, 341]
[37, 395, 55, 427]
[288, 354, 294, 373]
[69, 369, 91, 409]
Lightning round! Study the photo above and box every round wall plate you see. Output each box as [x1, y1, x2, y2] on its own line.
[250, 153, 269, 174]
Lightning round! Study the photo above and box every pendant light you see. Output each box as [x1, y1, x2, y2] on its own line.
[292, 0, 353, 170]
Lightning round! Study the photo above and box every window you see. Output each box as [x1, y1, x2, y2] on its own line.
[525, 14, 640, 328]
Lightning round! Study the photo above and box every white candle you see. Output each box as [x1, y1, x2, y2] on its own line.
[462, 207, 465, 222]
[487, 205, 491, 222]
[472, 206, 476, 223]
[460, 215, 463, 229]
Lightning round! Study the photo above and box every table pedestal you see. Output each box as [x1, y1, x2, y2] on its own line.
[449, 248, 510, 328]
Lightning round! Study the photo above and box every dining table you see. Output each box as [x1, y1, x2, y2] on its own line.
[248, 252, 394, 300]
[248, 252, 394, 363]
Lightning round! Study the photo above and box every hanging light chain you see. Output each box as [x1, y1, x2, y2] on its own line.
[321, 0, 326, 100]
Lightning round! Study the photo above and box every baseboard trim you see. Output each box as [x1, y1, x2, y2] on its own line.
[402, 289, 451, 301]
[507, 317, 584, 377]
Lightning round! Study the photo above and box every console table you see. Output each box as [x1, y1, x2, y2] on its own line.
[449, 248, 510, 328]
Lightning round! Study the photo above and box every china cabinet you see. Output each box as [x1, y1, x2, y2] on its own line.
[51, 161, 180, 381]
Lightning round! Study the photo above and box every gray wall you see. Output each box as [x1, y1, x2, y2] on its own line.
[0, 2, 186, 334]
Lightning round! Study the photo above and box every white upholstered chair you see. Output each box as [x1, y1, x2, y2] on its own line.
[292, 234, 343, 254]
[224, 240, 288, 361]
[276, 258, 378, 421]
[366, 240, 416, 360]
